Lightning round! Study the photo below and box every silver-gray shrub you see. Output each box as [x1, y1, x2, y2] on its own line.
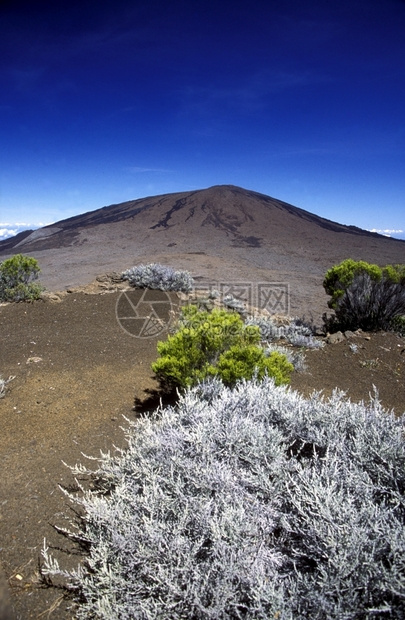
[265, 343, 306, 371]
[222, 293, 246, 313]
[0, 375, 14, 398]
[245, 314, 279, 340]
[286, 332, 324, 349]
[245, 315, 322, 348]
[122, 263, 194, 293]
[43, 378, 405, 619]
[0, 377, 6, 399]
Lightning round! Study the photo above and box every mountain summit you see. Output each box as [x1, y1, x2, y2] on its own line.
[1, 185, 403, 319]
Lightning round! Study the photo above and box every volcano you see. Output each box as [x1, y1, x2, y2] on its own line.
[1, 185, 403, 320]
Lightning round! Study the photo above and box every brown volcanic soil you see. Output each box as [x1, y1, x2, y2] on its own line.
[0, 282, 404, 619]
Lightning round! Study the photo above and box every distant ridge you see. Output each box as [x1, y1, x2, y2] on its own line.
[0, 228, 35, 253]
[1, 185, 403, 320]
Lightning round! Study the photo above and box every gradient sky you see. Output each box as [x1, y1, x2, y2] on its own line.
[1, 0, 405, 240]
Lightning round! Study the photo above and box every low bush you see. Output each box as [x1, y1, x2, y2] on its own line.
[122, 263, 194, 293]
[214, 344, 293, 386]
[222, 293, 246, 313]
[42, 378, 405, 619]
[265, 343, 306, 371]
[323, 259, 405, 331]
[390, 314, 405, 336]
[245, 314, 287, 341]
[0, 253, 43, 302]
[0, 375, 14, 399]
[151, 305, 293, 390]
[246, 314, 322, 348]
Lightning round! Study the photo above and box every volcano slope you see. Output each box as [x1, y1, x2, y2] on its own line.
[1, 185, 404, 325]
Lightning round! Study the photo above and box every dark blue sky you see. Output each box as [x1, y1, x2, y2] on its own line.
[1, 0, 405, 239]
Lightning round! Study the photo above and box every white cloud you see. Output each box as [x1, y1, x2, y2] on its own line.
[0, 222, 32, 228]
[369, 228, 405, 239]
[0, 223, 42, 240]
[369, 228, 403, 235]
[0, 228, 18, 240]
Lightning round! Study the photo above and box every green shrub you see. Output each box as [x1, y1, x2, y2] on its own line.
[152, 305, 293, 390]
[390, 315, 405, 336]
[0, 253, 43, 302]
[323, 258, 405, 331]
[214, 345, 293, 386]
